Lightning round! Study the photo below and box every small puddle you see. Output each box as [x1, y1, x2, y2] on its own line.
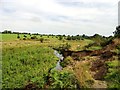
[54, 50, 64, 70]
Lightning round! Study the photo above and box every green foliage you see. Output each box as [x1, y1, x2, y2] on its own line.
[40, 38, 44, 43]
[90, 34, 109, 47]
[62, 43, 71, 50]
[60, 56, 73, 67]
[58, 36, 63, 40]
[17, 34, 20, 39]
[49, 70, 79, 88]
[2, 30, 12, 34]
[105, 60, 120, 88]
[66, 35, 71, 40]
[54, 43, 71, 51]
[2, 46, 58, 88]
[66, 35, 82, 40]
[31, 36, 37, 39]
[84, 42, 102, 50]
[113, 26, 120, 38]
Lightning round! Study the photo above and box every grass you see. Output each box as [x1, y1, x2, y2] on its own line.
[73, 60, 94, 88]
[2, 33, 119, 88]
[2, 45, 58, 88]
[105, 59, 120, 88]
[87, 46, 102, 50]
[1, 34, 18, 41]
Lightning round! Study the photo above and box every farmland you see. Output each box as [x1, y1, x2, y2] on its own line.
[1, 29, 120, 89]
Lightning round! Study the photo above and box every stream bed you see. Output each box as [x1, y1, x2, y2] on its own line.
[54, 50, 64, 70]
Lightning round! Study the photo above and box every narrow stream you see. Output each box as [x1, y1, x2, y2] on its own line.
[54, 50, 64, 70]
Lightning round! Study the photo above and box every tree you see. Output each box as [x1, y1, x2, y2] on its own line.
[24, 35, 27, 38]
[40, 38, 44, 43]
[58, 35, 63, 40]
[66, 35, 71, 40]
[113, 25, 120, 37]
[2, 30, 12, 34]
[17, 34, 20, 39]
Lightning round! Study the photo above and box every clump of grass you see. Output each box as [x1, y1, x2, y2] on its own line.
[60, 56, 74, 68]
[105, 60, 120, 88]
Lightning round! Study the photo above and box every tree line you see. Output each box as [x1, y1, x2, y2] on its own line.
[1, 25, 120, 41]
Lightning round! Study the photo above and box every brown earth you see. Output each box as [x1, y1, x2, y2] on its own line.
[61, 38, 120, 88]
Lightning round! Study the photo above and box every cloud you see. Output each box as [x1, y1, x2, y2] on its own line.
[0, 0, 118, 36]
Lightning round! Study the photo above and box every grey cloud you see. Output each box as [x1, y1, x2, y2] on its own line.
[56, 0, 113, 9]
[46, 15, 70, 23]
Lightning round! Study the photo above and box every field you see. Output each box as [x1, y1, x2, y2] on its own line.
[1, 33, 120, 89]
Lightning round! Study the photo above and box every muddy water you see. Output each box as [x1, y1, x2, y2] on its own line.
[54, 50, 64, 70]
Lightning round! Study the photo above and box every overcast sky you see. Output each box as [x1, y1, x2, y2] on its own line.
[0, 0, 119, 36]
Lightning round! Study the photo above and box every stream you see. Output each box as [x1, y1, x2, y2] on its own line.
[54, 50, 64, 70]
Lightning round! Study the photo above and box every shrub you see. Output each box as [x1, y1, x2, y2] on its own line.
[17, 34, 20, 39]
[113, 25, 120, 38]
[49, 70, 79, 88]
[60, 56, 73, 67]
[31, 36, 37, 39]
[40, 38, 44, 43]
[105, 60, 120, 88]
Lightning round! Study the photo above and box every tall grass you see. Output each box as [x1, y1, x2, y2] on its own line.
[2, 45, 58, 88]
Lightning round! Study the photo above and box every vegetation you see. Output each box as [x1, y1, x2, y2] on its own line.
[2, 45, 58, 88]
[40, 38, 44, 43]
[1, 27, 120, 89]
[60, 56, 74, 67]
[48, 70, 79, 88]
[105, 60, 120, 88]
[114, 25, 120, 38]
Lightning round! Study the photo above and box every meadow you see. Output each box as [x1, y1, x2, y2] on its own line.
[1, 32, 120, 89]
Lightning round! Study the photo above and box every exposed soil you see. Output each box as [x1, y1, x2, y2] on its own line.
[24, 83, 39, 90]
[60, 38, 120, 88]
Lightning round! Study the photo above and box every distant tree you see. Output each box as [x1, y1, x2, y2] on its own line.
[2, 30, 12, 34]
[40, 35, 42, 37]
[40, 38, 44, 43]
[66, 35, 71, 40]
[31, 36, 37, 39]
[24, 35, 27, 38]
[58, 35, 63, 40]
[63, 34, 66, 37]
[17, 34, 20, 39]
[13, 32, 20, 34]
[47, 35, 49, 38]
[113, 25, 120, 37]
[56, 36, 58, 38]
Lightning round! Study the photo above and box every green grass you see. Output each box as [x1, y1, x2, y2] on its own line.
[2, 45, 58, 88]
[87, 46, 102, 50]
[1, 34, 18, 41]
[105, 60, 120, 88]
[3, 33, 117, 88]
[0, 34, 44, 41]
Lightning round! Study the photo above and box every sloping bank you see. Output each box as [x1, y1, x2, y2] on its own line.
[53, 38, 120, 88]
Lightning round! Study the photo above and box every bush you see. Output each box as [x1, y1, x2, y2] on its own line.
[40, 38, 44, 43]
[60, 56, 73, 67]
[58, 36, 63, 40]
[23, 38, 26, 40]
[113, 26, 120, 38]
[31, 36, 37, 39]
[49, 70, 79, 88]
[105, 60, 120, 88]
[54, 43, 71, 52]
[17, 34, 20, 39]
